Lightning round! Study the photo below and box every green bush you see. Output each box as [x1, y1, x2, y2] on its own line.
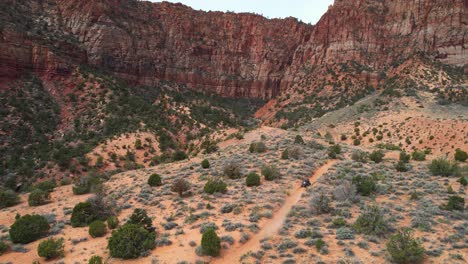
[0, 241, 9, 255]
[428, 158, 458, 176]
[411, 150, 426, 161]
[0, 189, 20, 208]
[445, 196, 464, 211]
[171, 178, 191, 197]
[281, 149, 289, 159]
[386, 228, 425, 264]
[395, 161, 409, 172]
[89, 220, 107, 238]
[369, 150, 385, 163]
[201, 228, 221, 257]
[108, 224, 156, 259]
[352, 175, 376, 196]
[89, 255, 103, 264]
[249, 142, 267, 153]
[204, 179, 227, 194]
[328, 145, 341, 158]
[223, 161, 242, 179]
[107, 216, 119, 229]
[459, 176, 467, 186]
[310, 193, 331, 214]
[201, 159, 210, 169]
[351, 150, 368, 163]
[399, 152, 410, 163]
[261, 164, 280, 181]
[37, 238, 64, 259]
[71, 202, 101, 227]
[354, 205, 389, 236]
[454, 149, 467, 162]
[147, 174, 162, 187]
[28, 189, 50, 206]
[353, 138, 361, 146]
[246, 172, 261, 187]
[33, 180, 56, 192]
[126, 208, 154, 231]
[173, 150, 187, 161]
[72, 176, 101, 195]
[294, 135, 305, 145]
[10, 214, 49, 244]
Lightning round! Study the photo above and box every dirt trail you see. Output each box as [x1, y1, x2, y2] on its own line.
[213, 160, 337, 264]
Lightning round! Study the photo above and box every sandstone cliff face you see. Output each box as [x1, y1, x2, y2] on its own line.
[0, 0, 466, 97]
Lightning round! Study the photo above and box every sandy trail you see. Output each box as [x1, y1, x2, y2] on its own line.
[213, 160, 337, 264]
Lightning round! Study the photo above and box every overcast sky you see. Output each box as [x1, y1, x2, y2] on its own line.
[150, 0, 335, 24]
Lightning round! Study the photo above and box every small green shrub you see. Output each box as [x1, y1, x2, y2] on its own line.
[399, 152, 410, 163]
[411, 150, 426, 161]
[352, 175, 376, 196]
[0, 241, 9, 255]
[458, 176, 467, 186]
[395, 161, 409, 172]
[10, 214, 49, 244]
[429, 158, 458, 176]
[249, 142, 267, 153]
[354, 205, 389, 236]
[369, 150, 385, 163]
[328, 145, 341, 158]
[281, 149, 289, 159]
[147, 174, 162, 187]
[71, 202, 100, 227]
[173, 150, 187, 161]
[201, 228, 221, 257]
[33, 180, 56, 192]
[386, 228, 425, 264]
[107, 216, 119, 229]
[171, 178, 191, 197]
[246, 172, 261, 187]
[454, 148, 467, 162]
[353, 138, 361, 146]
[204, 179, 227, 194]
[445, 196, 464, 211]
[261, 165, 280, 181]
[89, 220, 107, 238]
[310, 193, 331, 214]
[37, 238, 64, 259]
[88, 255, 103, 264]
[0, 189, 20, 208]
[294, 135, 305, 144]
[28, 189, 50, 206]
[223, 161, 242, 179]
[351, 150, 368, 163]
[108, 224, 156, 259]
[201, 159, 210, 169]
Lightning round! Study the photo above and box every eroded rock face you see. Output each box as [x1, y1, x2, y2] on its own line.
[0, 0, 465, 97]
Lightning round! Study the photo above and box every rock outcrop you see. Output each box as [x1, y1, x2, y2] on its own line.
[0, 0, 466, 97]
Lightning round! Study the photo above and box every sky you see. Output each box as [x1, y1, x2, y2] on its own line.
[150, 0, 335, 24]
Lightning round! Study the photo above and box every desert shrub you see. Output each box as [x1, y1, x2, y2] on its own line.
[386, 228, 425, 264]
[126, 208, 154, 231]
[37, 238, 64, 259]
[0, 241, 8, 255]
[328, 145, 341, 158]
[71, 202, 102, 227]
[89, 255, 103, 264]
[281, 149, 289, 159]
[310, 193, 331, 214]
[353, 138, 361, 146]
[444, 196, 464, 211]
[351, 150, 368, 163]
[0, 189, 20, 208]
[333, 181, 357, 201]
[395, 161, 409, 172]
[107, 216, 119, 229]
[108, 224, 156, 259]
[399, 152, 411, 163]
[89, 220, 107, 238]
[173, 150, 187, 161]
[204, 179, 227, 194]
[369, 150, 384, 163]
[28, 189, 50, 206]
[246, 172, 261, 187]
[294, 135, 305, 144]
[72, 176, 100, 195]
[10, 214, 49, 244]
[147, 174, 162, 187]
[459, 176, 467, 186]
[261, 164, 280, 181]
[249, 141, 267, 153]
[354, 205, 389, 236]
[315, 239, 326, 250]
[428, 159, 458, 176]
[201, 159, 210, 169]
[352, 175, 376, 196]
[223, 161, 242, 179]
[201, 228, 221, 257]
[287, 146, 303, 160]
[33, 180, 56, 192]
[341, 134, 347, 141]
[336, 227, 354, 240]
[454, 149, 467, 162]
[411, 150, 426, 161]
[171, 178, 191, 197]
